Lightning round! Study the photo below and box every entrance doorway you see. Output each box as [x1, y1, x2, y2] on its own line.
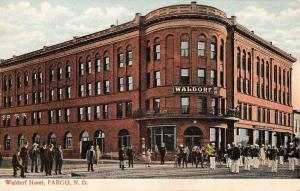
[80, 131, 91, 159]
[94, 130, 105, 154]
[184, 127, 202, 148]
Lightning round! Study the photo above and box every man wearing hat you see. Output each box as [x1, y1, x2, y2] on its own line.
[159, 143, 167, 165]
[225, 144, 232, 171]
[20, 142, 29, 173]
[126, 145, 134, 168]
[30, 143, 39, 173]
[243, 145, 251, 171]
[231, 143, 241, 174]
[278, 145, 285, 165]
[118, 145, 125, 170]
[269, 145, 278, 173]
[86, 145, 96, 172]
[287, 142, 296, 171]
[259, 144, 266, 166]
[40, 143, 47, 172]
[251, 144, 259, 169]
[208, 143, 216, 170]
[12, 148, 25, 178]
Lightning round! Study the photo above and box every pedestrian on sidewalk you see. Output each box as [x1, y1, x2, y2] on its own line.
[20, 142, 29, 173]
[12, 148, 25, 178]
[208, 143, 216, 170]
[269, 145, 278, 173]
[231, 143, 241, 174]
[177, 145, 183, 167]
[119, 146, 125, 170]
[86, 145, 96, 172]
[225, 144, 232, 170]
[278, 146, 285, 165]
[159, 143, 166, 165]
[259, 144, 266, 166]
[45, 144, 55, 176]
[287, 143, 296, 171]
[251, 144, 259, 169]
[95, 145, 101, 165]
[243, 145, 251, 171]
[55, 144, 63, 175]
[145, 149, 151, 167]
[266, 145, 272, 168]
[30, 143, 39, 173]
[182, 146, 189, 168]
[190, 146, 196, 167]
[40, 143, 46, 173]
[154, 145, 159, 161]
[126, 145, 134, 168]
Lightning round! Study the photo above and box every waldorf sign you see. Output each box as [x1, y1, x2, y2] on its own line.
[173, 86, 216, 94]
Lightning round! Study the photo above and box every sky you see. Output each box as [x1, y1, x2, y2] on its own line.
[0, 0, 299, 108]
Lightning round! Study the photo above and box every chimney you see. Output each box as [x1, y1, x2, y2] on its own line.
[191, 1, 197, 11]
[231, 16, 237, 25]
[133, 13, 143, 24]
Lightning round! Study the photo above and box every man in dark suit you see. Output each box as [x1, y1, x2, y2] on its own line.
[159, 143, 167, 165]
[39, 143, 46, 172]
[20, 142, 29, 173]
[55, 144, 63, 175]
[12, 149, 25, 178]
[126, 145, 134, 168]
[45, 144, 55, 176]
[30, 143, 39, 173]
[231, 143, 241, 174]
[118, 146, 125, 170]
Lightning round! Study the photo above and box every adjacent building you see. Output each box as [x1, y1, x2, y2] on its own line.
[0, 2, 296, 158]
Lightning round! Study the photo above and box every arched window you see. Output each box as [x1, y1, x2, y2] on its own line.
[210, 37, 217, 59]
[3, 76, 8, 91]
[180, 34, 189, 57]
[95, 53, 101, 72]
[117, 48, 124, 68]
[237, 48, 241, 69]
[103, 51, 110, 71]
[38, 70, 43, 84]
[80, 131, 89, 141]
[64, 132, 72, 149]
[86, 56, 92, 74]
[118, 129, 131, 148]
[17, 74, 22, 88]
[247, 52, 251, 72]
[66, 62, 71, 79]
[256, 57, 260, 76]
[32, 71, 37, 86]
[126, 45, 133, 66]
[184, 127, 203, 148]
[18, 134, 25, 148]
[48, 133, 56, 145]
[79, 57, 84, 76]
[49, 66, 54, 81]
[32, 133, 40, 144]
[24, 73, 29, 86]
[242, 50, 246, 70]
[4, 135, 11, 150]
[220, 39, 224, 61]
[198, 35, 206, 57]
[57, 66, 62, 80]
[261, 59, 265, 78]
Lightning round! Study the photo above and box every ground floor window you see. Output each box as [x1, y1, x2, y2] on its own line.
[148, 126, 175, 151]
[94, 130, 105, 152]
[65, 132, 73, 149]
[48, 133, 56, 145]
[184, 127, 202, 148]
[18, 134, 25, 148]
[4, 135, 11, 150]
[118, 129, 131, 148]
[32, 133, 40, 145]
[210, 128, 216, 143]
[237, 128, 249, 147]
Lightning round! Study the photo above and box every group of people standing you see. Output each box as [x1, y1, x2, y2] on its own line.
[226, 142, 300, 174]
[12, 142, 63, 178]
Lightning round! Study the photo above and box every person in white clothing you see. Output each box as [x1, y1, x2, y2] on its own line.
[259, 144, 266, 166]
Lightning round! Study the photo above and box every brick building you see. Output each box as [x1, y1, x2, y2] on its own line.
[0, 2, 296, 158]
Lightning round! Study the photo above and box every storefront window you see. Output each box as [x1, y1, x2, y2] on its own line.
[238, 128, 249, 147]
[210, 128, 216, 143]
[148, 126, 175, 151]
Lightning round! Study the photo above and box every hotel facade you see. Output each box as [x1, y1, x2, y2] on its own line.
[0, 2, 296, 158]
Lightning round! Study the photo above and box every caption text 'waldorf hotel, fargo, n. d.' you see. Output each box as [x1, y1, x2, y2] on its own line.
[0, 2, 297, 158]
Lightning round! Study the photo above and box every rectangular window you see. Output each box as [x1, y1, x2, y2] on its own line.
[79, 85, 84, 97]
[87, 61, 92, 74]
[127, 51, 133, 66]
[24, 94, 28, 105]
[243, 79, 247, 93]
[181, 97, 190, 114]
[96, 82, 101, 95]
[50, 89, 54, 101]
[118, 77, 124, 92]
[49, 110, 54, 124]
[80, 63, 84, 76]
[66, 86, 71, 99]
[103, 104, 109, 119]
[257, 107, 261, 122]
[211, 70, 216, 86]
[181, 41, 188, 57]
[198, 69, 206, 85]
[127, 76, 133, 91]
[58, 68, 63, 80]
[148, 126, 175, 151]
[117, 103, 123, 118]
[78, 107, 84, 121]
[50, 70, 54, 81]
[58, 88, 63, 100]
[146, 73, 151, 88]
[210, 128, 216, 143]
[146, 47, 151, 63]
[118, 53, 124, 68]
[104, 80, 110, 94]
[267, 109, 270, 123]
[257, 83, 260, 97]
[198, 97, 207, 113]
[95, 105, 101, 120]
[87, 83, 92, 96]
[86, 106, 91, 121]
[274, 66, 277, 83]
[262, 108, 266, 123]
[17, 95, 22, 106]
[261, 63, 264, 78]
[154, 71, 160, 87]
[211, 98, 217, 115]
[248, 105, 252, 120]
[154, 44, 160, 60]
[65, 108, 70, 122]
[145, 100, 150, 112]
[248, 80, 251, 95]
[198, 41, 205, 57]
[66, 66, 71, 79]
[126, 101, 132, 117]
[210, 42, 216, 59]
[243, 104, 247, 120]
[220, 71, 224, 87]
[57, 109, 62, 123]
[104, 56, 110, 71]
[261, 85, 265, 99]
[95, 59, 101, 72]
[180, 69, 189, 85]
[153, 98, 160, 113]
[257, 60, 260, 76]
